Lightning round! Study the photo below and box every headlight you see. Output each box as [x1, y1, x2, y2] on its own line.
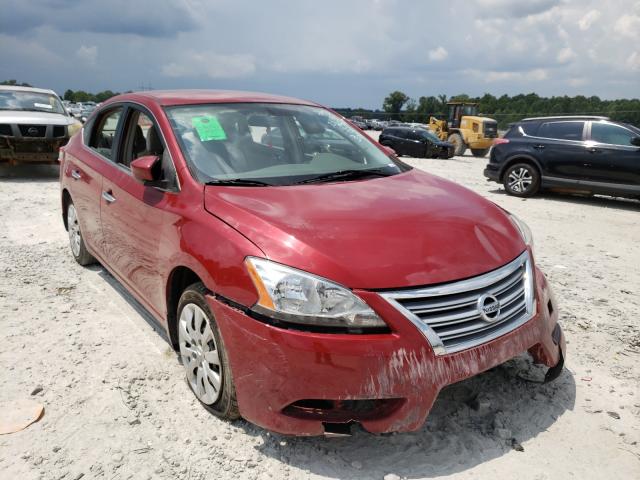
[508, 213, 534, 248]
[245, 257, 386, 329]
[68, 119, 82, 136]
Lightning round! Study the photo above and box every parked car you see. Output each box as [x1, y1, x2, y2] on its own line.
[380, 126, 455, 158]
[484, 116, 640, 198]
[60, 90, 565, 436]
[0, 85, 82, 165]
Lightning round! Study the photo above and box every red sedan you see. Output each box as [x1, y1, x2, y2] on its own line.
[59, 90, 565, 436]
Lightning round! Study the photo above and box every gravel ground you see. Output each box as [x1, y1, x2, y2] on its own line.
[1, 144, 639, 480]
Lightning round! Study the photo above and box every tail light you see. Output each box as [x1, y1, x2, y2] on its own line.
[493, 138, 509, 145]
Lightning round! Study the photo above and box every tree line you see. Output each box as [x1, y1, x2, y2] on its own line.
[338, 91, 640, 128]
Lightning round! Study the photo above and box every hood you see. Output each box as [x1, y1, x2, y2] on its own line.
[0, 110, 75, 126]
[204, 169, 525, 289]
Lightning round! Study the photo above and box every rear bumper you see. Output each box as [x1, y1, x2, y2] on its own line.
[484, 164, 501, 182]
[207, 267, 564, 436]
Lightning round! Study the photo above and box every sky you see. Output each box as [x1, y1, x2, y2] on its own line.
[1, 0, 639, 108]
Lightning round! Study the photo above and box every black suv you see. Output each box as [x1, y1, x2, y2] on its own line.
[379, 127, 454, 159]
[484, 116, 640, 198]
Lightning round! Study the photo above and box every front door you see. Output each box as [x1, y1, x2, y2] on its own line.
[100, 105, 180, 316]
[535, 120, 590, 180]
[583, 121, 640, 187]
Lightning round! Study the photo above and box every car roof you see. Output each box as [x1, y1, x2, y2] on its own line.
[521, 115, 610, 122]
[107, 90, 321, 108]
[0, 85, 58, 95]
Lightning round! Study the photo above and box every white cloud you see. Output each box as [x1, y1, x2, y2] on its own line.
[428, 46, 448, 61]
[615, 14, 640, 39]
[627, 52, 640, 71]
[468, 68, 549, 83]
[162, 52, 256, 79]
[578, 9, 601, 30]
[557, 47, 575, 63]
[76, 45, 97, 65]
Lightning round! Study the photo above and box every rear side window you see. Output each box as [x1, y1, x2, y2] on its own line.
[591, 122, 636, 146]
[537, 121, 584, 141]
[89, 108, 123, 160]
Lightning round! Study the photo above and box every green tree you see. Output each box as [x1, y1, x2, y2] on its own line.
[1, 79, 32, 87]
[63, 89, 74, 101]
[383, 91, 410, 117]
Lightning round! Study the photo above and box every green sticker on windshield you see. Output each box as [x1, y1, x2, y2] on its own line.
[192, 115, 227, 141]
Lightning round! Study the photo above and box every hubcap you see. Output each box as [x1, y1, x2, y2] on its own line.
[67, 204, 81, 257]
[508, 167, 533, 193]
[178, 303, 222, 405]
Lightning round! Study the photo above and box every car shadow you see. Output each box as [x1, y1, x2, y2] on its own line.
[237, 354, 576, 479]
[88, 264, 172, 346]
[489, 188, 640, 211]
[0, 164, 59, 181]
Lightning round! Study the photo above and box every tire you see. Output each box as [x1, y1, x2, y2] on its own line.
[471, 148, 490, 157]
[66, 201, 95, 266]
[447, 133, 467, 156]
[177, 282, 240, 420]
[503, 163, 541, 197]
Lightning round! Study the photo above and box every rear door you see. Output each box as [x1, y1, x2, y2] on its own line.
[100, 105, 181, 316]
[583, 121, 640, 187]
[535, 120, 589, 180]
[64, 106, 124, 255]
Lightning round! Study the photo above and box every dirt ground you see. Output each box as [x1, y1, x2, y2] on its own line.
[1, 143, 639, 479]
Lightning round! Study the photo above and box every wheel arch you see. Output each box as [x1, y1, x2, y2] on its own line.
[165, 265, 207, 349]
[61, 188, 72, 231]
[499, 154, 543, 182]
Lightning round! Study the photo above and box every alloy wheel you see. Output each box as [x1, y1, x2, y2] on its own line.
[178, 303, 222, 405]
[507, 167, 533, 193]
[67, 204, 82, 257]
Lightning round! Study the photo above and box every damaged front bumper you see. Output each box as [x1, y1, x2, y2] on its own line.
[207, 266, 565, 436]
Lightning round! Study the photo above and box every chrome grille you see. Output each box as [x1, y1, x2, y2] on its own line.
[382, 251, 535, 354]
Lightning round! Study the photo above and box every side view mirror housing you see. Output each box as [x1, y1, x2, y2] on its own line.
[381, 145, 396, 156]
[630, 136, 640, 147]
[131, 155, 160, 183]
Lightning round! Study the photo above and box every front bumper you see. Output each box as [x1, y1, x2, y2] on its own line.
[207, 267, 565, 435]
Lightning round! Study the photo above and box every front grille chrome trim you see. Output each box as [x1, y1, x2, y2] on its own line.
[381, 251, 535, 355]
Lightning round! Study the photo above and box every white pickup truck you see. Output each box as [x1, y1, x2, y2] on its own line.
[0, 85, 82, 165]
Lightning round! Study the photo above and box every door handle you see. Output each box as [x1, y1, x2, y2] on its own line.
[533, 144, 545, 150]
[587, 147, 600, 153]
[71, 170, 81, 180]
[102, 191, 116, 204]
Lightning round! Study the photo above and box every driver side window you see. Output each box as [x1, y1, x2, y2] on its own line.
[89, 108, 123, 160]
[122, 109, 179, 190]
[591, 122, 635, 146]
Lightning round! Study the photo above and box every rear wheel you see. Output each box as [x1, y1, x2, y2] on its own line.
[177, 283, 239, 420]
[471, 148, 490, 157]
[503, 163, 540, 197]
[447, 133, 466, 156]
[66, 201, 95, 266]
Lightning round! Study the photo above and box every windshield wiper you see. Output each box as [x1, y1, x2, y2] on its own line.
[205, 178, 272, 187]
[295, 168, 393, 185]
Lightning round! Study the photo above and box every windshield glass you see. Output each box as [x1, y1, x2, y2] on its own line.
[0, 90, 66, 114]
[166, 103, 408, 185]
[420, 129, 441, 142]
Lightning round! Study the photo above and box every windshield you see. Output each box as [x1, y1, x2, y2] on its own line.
[0, 90, 66, 114]
[420, 129, 441, 142]
[166, 103, 408, 185]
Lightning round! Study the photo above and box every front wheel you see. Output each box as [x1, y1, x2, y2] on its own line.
[447, 133, 467, 156]
[503, 163, 540, 197]
[66, 201, 95, 266]
[471, 148, 490, 157]
[177, 283, 239, 420]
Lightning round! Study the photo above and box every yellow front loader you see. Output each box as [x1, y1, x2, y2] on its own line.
[428, 102, 498, 157]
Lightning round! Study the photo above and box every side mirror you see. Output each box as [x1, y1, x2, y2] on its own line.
[381, 145, 396, 156]
[631, 136, 640, 147]
[131, 155, 160, 183]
